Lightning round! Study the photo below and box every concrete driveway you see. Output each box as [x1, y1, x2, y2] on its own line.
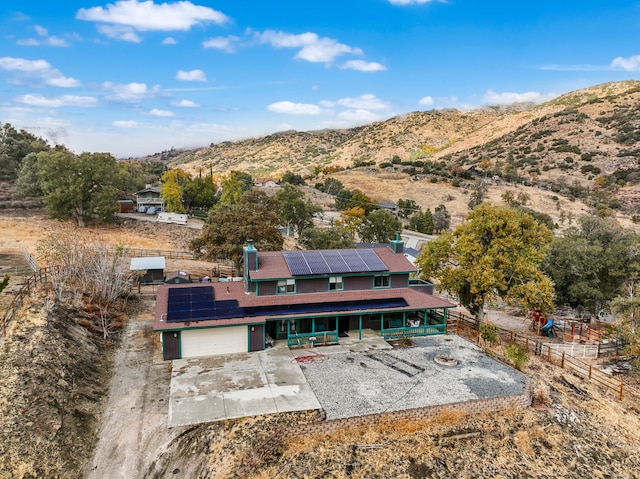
[169, 344, 321, 427]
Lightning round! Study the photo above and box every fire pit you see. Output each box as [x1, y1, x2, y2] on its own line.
[434, 354, 458, 367]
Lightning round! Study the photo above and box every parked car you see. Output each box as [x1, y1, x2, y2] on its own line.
[146, 207, 157, 215]
[138, 206, 147, 213]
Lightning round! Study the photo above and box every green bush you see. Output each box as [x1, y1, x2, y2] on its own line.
[504, 343, 529, 371]
[479, 322, 498, 345]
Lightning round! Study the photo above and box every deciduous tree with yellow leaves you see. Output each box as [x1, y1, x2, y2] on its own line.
[418, 203, 555, 324]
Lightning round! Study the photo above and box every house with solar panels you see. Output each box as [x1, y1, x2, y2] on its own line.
[154, 235, 455, 360]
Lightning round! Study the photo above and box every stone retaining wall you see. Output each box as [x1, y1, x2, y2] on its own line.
[291, 379, 531, 437]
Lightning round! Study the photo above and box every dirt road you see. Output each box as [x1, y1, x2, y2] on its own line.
[85, 298, 190, 478]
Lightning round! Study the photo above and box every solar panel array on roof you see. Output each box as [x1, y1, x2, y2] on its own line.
[166, 286, 245, 322]
[165, 285, 411, 323]
[283, 249, 388, 276]
[245, 297, 407, 317]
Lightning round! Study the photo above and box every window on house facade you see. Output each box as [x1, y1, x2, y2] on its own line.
[329, 276, 343, 291]
[373, 274, 390, 288]
[277, 278, 296, 294]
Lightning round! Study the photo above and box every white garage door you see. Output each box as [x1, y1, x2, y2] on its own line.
[181, 326, 247, 358]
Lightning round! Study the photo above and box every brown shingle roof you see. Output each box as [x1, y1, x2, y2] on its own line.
[154, 280, 454, 332]
[248, 247, 416, 281]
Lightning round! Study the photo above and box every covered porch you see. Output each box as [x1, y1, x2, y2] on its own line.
[265, 307, 451, 348]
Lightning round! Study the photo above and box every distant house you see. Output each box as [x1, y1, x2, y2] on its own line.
[165, 271, 192, 284]
[254, 178, 281, 188]
[154, 237, 455, 360]
[130, 256, 166, 284]
[379, 201, 398, 215]
[117, 199, 135, 213]
[403, 247, 421, 267]
[135, 185, 164, 213]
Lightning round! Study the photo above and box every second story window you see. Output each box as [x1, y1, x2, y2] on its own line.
[374, 274, 390, 288]
[277, 278, 296, 294]
[329, 276, 343, 291]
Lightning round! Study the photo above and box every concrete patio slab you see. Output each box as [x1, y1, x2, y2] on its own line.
[169, 344, 321, 427]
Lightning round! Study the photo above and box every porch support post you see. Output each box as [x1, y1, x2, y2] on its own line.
[287, 320, 291, 346]
[381, 313, 385, 336]
[359, 314, 363, 340]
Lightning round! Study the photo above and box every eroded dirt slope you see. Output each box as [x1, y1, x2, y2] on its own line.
[0, 297, 117, 479]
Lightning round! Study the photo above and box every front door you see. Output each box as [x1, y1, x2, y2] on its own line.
[338, 316, 350, 337]
[249, 324, 264, 352]
[162, 331, 180, 360]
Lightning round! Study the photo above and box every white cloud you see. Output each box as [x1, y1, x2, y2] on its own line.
[482, 89, 557, 105]
[172, 99, 200, 107]
[267, 101, 322, 115]
[148, 108, 174, 117]
[16, 36, 70, 47]
[340, 60, 386, 72]
[322, 93, 390, 111]
[102, 81, 159, 101]
[0, 57, 80, 87]
[340, 93, 390, 110]
[113, 120, 139, 128]
[0, 57, 51, 72]
[253, 30, 362, 63]
[438, 95, 458, 103]
[35, 25, 48, 36]
[46, 76, 81, 88]
[611, 55, 640, 71]
[46, 36, 70, 47]
[337, 109, 382, 123]
[419, 96, 434, 106]
[176, 69, 207, 81]
[162, 36, 177, 45]
[77, 0, 229, 32]
[16, 94, 98, 108]
[97, 24, 142, 42]
[202, 35, 239, 53]
[275, 123, 294, 131]
[16, 38, 39, 46]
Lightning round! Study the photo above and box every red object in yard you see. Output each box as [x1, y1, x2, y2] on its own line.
[117, 199, 135, 213]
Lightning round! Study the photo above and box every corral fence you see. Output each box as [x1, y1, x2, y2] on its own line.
[1, 269, 49, 338]
[108, 247, 239, 278]
[107, 247, 195, 260]
[445, 310, 639, 402]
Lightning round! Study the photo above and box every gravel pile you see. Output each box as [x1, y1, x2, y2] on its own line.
[300, 335, 527, 420]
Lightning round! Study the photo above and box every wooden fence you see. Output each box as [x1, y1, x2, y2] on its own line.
[108, 247, 195, 260]
[1, 269, 48, 338]
[446, 310, 640, 402]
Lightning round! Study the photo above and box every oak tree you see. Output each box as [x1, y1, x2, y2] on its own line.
[36, 150, 119, 227]
[190, 190, 283, 269]
[418, 203, 555, 323]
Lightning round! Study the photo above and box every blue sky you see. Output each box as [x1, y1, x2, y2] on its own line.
[1, 0, 639, 158]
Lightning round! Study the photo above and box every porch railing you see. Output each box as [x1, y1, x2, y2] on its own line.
[381, 324, 446, 340]
[288, 330, 339, 348]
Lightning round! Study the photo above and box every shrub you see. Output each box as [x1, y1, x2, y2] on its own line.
[504, 343, 529, 371]
[479, 322, 499, 345]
